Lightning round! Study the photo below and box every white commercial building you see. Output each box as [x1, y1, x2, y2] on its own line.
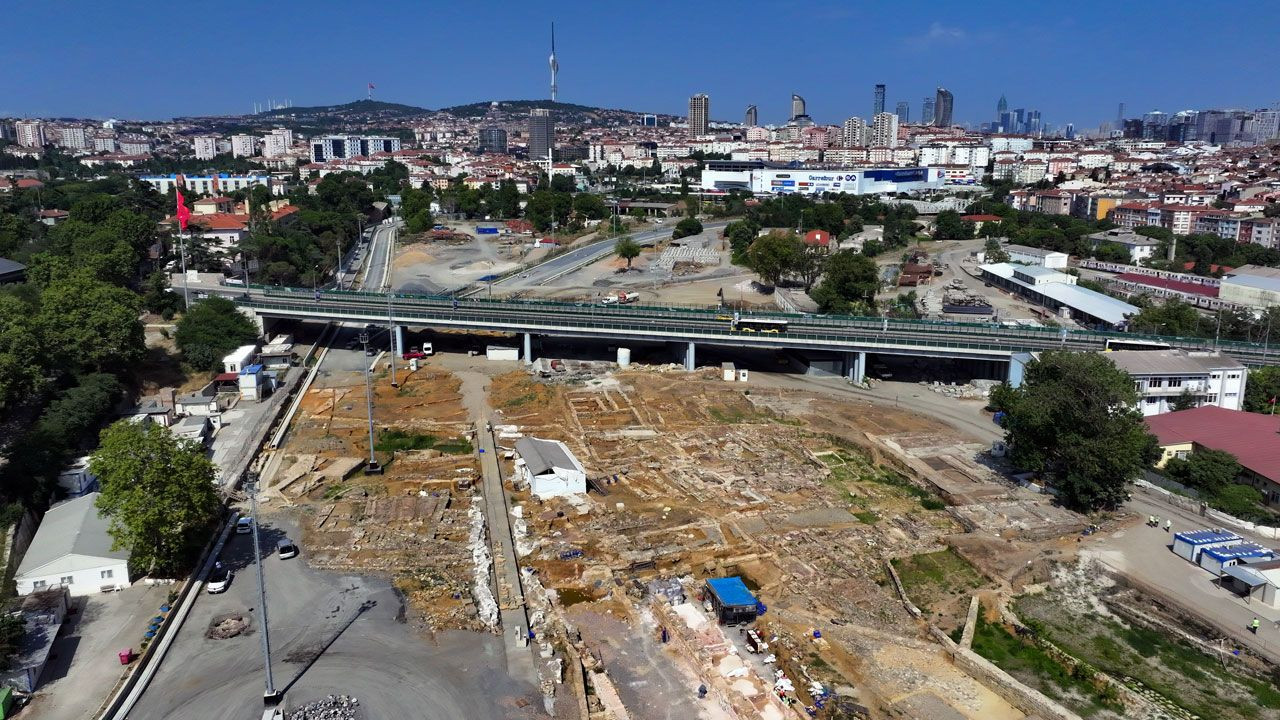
[1088, 229, 1162, 264]
[230, 134, 257, 158]
[515, 437, 587, 498]
[700, 160, 944, 196]
[193, 136, 219, 160]
[15, 493, 131, 596]
[1004, 244, 1069, 269]
[142, 173, 270, 195]
[1106, 349, 1248, 416]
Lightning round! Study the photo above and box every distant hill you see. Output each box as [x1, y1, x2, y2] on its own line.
[442, 99, 677, 125]
[256, 99, 431, 118]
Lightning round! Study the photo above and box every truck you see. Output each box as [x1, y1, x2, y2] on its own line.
[600, 291, 640, 306]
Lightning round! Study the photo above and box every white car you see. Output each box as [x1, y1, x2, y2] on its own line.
[235, 517, 253, 534]
[277, 539, 299, 560]
[207, 567, 232, 593]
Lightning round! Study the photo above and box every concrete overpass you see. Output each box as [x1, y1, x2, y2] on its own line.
[233, 287, 1277, 382]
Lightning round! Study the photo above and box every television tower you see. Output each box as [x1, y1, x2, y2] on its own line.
[549, 23, 559, 102]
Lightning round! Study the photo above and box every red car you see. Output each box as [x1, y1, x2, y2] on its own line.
[402, 350, 428, 360]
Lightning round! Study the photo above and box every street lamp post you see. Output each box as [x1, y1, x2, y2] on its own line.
[245, 473, 282, 705]
[359, 332, 383, 475]
[386, 291, 398, 388]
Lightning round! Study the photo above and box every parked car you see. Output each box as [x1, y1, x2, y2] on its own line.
[402, 350, 428, 360]
[207, 567, 232, 593]
[277, 539, 299, 560]
[235, 517, 253, 534]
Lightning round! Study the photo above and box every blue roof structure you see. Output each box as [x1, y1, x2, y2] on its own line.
[1175, 529, 1242, 545]
[1202, 543, 1273, 562]
[706, 577, 757, 608]
[240, 364, 263, 374]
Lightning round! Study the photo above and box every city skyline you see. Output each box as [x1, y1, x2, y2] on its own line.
[2, 0, 1279, 128]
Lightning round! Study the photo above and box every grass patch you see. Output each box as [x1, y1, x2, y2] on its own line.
[891, 548, 986, 609]
[375, 429, 473, 455]
[707, 405, 774, 424]
[818, 447, 947, 512]
[854, 510, 879, 524]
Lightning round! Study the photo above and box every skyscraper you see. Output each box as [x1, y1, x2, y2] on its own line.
[873, 84, 886, 116]
[933, 87, 954, 127]
[15, 121, 45, 148]
[997, 94, 1008, 120]
[548, 23, 559, 102]
[871, 113, 900, 148]
[921, 97, 936, 125]
[688, 93, 710, 137]
[744, 105, 758, 127]
[790, 94, 807, 121]
[479, 127, 508, 154]
[895, 101, 909, 124]
[528, 109, 554, 163]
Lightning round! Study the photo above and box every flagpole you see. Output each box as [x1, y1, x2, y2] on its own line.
[179, 228, 190, 309]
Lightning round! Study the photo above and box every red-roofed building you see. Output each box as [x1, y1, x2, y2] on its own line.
[960, 214, 1003, 233]
[803, 229, 831, 249]
[1146, 406, 1280, 506]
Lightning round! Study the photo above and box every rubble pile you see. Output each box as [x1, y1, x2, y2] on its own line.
[923, 378, 1000, 400]
[287, 695, 361, 720]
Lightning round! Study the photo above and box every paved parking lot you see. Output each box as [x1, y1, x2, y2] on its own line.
[22, 584, 169, 720]
[127, 511, 539, 719]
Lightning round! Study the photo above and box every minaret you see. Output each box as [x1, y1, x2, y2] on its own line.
[549, 23, 559, 102]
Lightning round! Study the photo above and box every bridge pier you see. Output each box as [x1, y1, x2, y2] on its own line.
[844, 351, 866, 384]
[393, 325, 405, 354]
[523, 332, 534, 364]
[684, 341, 696, 371]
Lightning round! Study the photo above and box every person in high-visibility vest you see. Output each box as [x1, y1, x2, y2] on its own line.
[1251, 617, 1261, 634]
[1164, 519, 1172, 532]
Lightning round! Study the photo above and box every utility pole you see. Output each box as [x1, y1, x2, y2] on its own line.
[359, 332, 383, 474]
[246, 473, 282, 705]
[386, 291, 398, 388]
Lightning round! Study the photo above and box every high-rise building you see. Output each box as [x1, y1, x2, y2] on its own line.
[1027, 110, 1042, 136]
[230, 134, 257, 158]
[871, 112, 900, 148]
[997, 94, 1008, 120]
[15, 121, 45, 148]
[193, 136, 218, 160]
[744, 105, 758, 127]
[791, 94, 806, 121]
[688, 93, 710, 137]
[262, 134, 288, 158]
[895, 101, 909, 125]
[58, 127, 88, 150]
[310, 135, 401, 162]
[873, 84, 886, 116]
[841, 116, 868, 147]
[479, 127, 508, 154]
[528, 109, 554, 162]
[1065, 123, 1076, 140]
[1117, 103, 1126, 123]
[641, 114, 657, 127]
[998, 111, 1015, 133]
[921, 97, 936, 126]
[934, 87, 954, 127]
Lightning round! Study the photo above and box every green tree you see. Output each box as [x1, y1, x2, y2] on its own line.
[142, 271, 182, 318]
[0, 294, 47, 409]
[811, 250, 880, 314]
[1209, 484, 1265, 518]
[983, 237, 1010, 263]
[174, 296, 260, 371]
[615, 237, 641, 269]
[1128, 299, 1205, 336]
[999, 352, 1159, 512]
[0, 613, 24, 671]
[37, 273, 144, 373]
[672, 216, 703, 240]
[1244, 366, 1280, 413]
[1165, 449, 1240, 496]
[1170, 389, 1199, 412]
[724, 219, 760, 259]
[933, 210, 974, 240]
[745, 231, 802, 287]
[91, 421, 222, 574]
[572, 193, 607, 221]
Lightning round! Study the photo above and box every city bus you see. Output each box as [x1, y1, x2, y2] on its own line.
[734, 317, 788, 334]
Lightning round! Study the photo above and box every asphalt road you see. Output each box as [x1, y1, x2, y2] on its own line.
[126, 512, 536, 719]
[481, 220, 730, 293]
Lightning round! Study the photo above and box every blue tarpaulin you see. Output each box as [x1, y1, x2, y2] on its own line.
[706, 576, 757, 608]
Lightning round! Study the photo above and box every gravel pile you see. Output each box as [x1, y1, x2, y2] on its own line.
[288, 695, 361, 720]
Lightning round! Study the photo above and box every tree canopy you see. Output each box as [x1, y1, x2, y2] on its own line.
[998, 351, 1159, 512]
[672, 216, 703, 240]
[811, 250, 880, 315]
[175, 296, 260, 371]
[615, 238, 641, 269]
[91, 421, 223, 574]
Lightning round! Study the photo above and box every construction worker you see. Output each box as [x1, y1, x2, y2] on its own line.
[1148, 515, 1156, 527]
[1164, 519, 1172, 532]
[1251, 618, 1261, 634]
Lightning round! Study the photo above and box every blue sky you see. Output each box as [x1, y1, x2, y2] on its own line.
[4, 0, 1277, 129]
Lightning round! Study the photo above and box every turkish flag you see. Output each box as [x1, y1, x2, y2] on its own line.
[175, 189, 191, 231]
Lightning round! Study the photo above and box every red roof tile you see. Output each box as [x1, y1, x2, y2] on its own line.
[1115, 272, 1218, 298]
[1146, 407, 1280, 484]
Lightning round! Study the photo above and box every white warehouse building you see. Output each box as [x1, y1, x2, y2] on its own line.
[700, 160, 944, 196]
[15, 493, 130, 596]
[515, 437, 587, 498]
